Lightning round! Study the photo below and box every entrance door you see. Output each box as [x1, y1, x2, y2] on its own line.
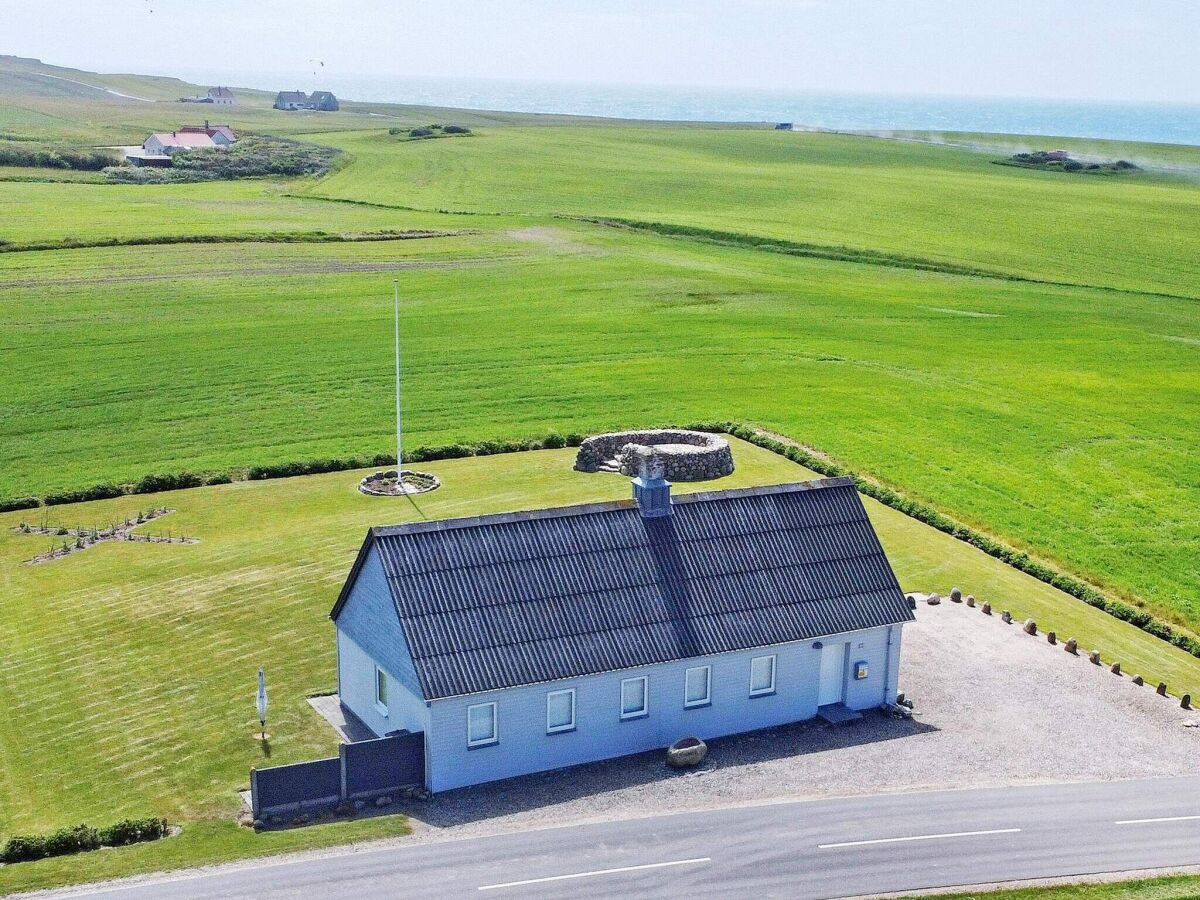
[818, 642, 846, 706]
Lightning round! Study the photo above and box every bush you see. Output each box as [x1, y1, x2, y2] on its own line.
[133, 472, 205, 494]
[98, 817, 169, 847]
[408, 127, 435, 138]
[0, 143, 116, 171]
[44, 482, 124, 506]
[0, 818, 168, 864]
[0, 495, 39, 512]
[442, 124, 471, 134]
[543, 432, 567, 449]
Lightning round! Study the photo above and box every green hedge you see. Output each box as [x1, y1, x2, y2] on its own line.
[2, 432, 584, 510]
[0, 817, 168, 864]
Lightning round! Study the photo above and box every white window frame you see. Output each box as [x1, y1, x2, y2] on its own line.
[684, 665, 712, 708]
[466, 701, 498, 748]
[546, 688, 576, 734]
[749, 655, 777, 697]
[374, 665, 389, 716]
[619, 676, 649, 720]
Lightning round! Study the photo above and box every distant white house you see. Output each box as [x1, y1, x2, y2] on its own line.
[142, 131, 219, 155]
[181, 86, 237, 105]
[127, 125, 236, 166]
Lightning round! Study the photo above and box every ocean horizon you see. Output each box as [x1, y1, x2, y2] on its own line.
[176, 71, 1200, 146]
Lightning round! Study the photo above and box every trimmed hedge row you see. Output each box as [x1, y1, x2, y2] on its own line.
[4, 422, 1196, 665]
[2, 433, 584, 511]
[688, 421, 1200, 663]
[1, 817, 169, 864]
[0, 229, 469, 255]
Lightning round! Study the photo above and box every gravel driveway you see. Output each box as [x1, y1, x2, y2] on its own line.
[400, 596, 1199, 842]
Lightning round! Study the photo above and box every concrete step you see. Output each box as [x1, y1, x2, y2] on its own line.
[817, 703, 863, 725]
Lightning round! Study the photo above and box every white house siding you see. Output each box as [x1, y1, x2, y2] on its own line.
[334, 547, 428, 737]
[424, 624, 897, 793]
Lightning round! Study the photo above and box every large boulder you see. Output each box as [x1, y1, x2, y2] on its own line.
[666, 736, 708, 768]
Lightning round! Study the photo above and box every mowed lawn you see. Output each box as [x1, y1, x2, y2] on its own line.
[3, 438, 1200, 895]
[303, 126, 1200, 297]
[3, 224, 1198, 630]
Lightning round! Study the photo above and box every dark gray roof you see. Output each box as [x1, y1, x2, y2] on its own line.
[332, 477, 912, 700]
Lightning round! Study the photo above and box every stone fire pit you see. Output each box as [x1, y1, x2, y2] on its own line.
[574, 429, 734, 481]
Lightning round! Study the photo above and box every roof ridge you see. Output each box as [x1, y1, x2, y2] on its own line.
[370, 476, 855, 539]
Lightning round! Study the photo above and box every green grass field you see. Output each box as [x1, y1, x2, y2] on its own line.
[303, 126, 1200, 298]
[3, 220, 1197, 631]
[2, 56, 1200, 892]
[4, 438, 1200, 895]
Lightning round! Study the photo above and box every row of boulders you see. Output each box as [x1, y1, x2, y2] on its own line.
[249, 786, 432, 831]
[917, 587, 1194, 710]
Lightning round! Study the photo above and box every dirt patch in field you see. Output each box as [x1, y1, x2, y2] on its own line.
[506, 226, 603, 255]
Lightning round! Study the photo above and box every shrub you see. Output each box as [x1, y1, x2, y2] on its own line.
[543, 432, 567, 449]
[44, 482, 124, 506]
[0, 495, 39, 512]
[408, 127, 434, 138]
[133, 472, 205, 494]
[98, 817, 169, 846]
[0, 143, 116, 171]
[0, 818, 168, 864]
[442, 124, 471, 134]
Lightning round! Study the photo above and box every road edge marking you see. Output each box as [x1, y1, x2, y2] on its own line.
[819, 828, 1021, 849]
[477, 857, 711, 891]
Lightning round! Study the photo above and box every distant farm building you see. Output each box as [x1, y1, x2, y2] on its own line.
[274, 90, 340, 112]
[181, 86, 237, 105]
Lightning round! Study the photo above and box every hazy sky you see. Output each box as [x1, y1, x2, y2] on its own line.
[4, 0, 1198, 103]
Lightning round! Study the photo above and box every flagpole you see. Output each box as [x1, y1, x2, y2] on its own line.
[393, 279, 403, 480]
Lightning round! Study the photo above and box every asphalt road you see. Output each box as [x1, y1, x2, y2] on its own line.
[48, 776, 1200, 899]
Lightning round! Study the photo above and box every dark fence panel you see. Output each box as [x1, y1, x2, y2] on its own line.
[251, 757, 340, 818]
[251, 732, 425, 820]
[342, 732, 424, 799]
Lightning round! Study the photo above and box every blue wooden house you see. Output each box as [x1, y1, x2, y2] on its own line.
[330, 470, 912, 793]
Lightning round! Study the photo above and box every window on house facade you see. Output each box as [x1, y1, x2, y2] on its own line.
[620, 676, 648, 719]
[684, 665, 711, 708]
[750, 655, 776, 697]
[546, 689, 576, 734]
[374, 665, 388, 713]
[467, 702, 498, 747]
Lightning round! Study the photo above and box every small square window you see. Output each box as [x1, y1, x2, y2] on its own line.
[467, 702, 498, 747]
[374, 666, 389, 713]
[684, 665, 711, 708]
[546, 689, 576, 734]
[750, 655, 776, 697]
[620, 677, 648, 719]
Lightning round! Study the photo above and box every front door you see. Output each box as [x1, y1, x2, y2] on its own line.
[818, 642, 846, 706]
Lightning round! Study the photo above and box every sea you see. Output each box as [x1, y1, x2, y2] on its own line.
[178, 72, 1200, 147]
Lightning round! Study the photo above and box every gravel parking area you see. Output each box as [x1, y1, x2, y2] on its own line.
[401, 596, 1199, 842]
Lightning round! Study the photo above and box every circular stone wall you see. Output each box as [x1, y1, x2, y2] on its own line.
[359, 469, 441, 496]
[574, 429, 734, 481]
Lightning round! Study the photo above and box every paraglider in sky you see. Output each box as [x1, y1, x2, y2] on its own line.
[309, 58, 326, 76]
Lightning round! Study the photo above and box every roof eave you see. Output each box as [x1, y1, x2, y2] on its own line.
[329, 529, 379, 621]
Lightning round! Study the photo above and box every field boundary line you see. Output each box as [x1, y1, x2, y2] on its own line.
[575, 217, 1200, 304]
[0, 229, 477, 255]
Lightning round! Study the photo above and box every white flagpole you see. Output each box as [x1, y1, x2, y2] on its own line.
[393, 279, 403, 479]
